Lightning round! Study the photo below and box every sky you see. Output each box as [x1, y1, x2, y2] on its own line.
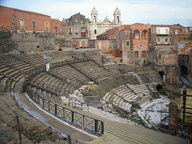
[0, 0, 192, 27]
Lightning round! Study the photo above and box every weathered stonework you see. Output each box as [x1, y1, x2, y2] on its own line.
[0, 31, 16, 54]
[0, 31, 66, 53]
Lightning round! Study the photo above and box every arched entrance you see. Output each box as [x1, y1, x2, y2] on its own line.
[159, 71, 166, 81]
[180, 65, 188, 77]
[156, 84, 163, 92]
[36, 45, 40, 52]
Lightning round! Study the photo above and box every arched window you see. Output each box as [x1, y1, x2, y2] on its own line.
[117, 16, 119, 22]
[94, 16, 97, 23]
[44, 22, 49, 31]
[133, 30, 140, 40]
[69, 28, 72, 34]
[94, 29, 97, 34]
[55, 26, 58, 34]
[142, 30, 148, 39]
[20, 18, 25, 31]
[134, 51, 138, 58]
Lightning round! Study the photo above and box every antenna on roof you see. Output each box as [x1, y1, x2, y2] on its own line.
[174, 12, 176, 24]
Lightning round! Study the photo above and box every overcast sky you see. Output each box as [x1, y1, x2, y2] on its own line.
[1, 0, 192, 26]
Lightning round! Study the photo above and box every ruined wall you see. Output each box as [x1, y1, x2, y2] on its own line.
[155, 65, 180, 85]
[0, 31, 16, 54]
[155, 45, 178, 66]
[0, 32, 65, 53]
[169, 99, 180, 134]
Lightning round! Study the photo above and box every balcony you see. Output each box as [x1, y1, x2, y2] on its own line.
[81, 32, 86, 35]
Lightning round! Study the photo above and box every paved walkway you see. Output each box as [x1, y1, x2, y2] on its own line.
[14, 78, 96, 143]
[15, 78, 189, 144]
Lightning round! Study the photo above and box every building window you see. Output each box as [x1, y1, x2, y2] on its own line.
[117, 16, 120, 22]
[157, 38, 160, 42]
[111, 42, 115, 49]
[32, 21, 36, 32]
[170, 38, 172, 42]
[133, 30, 140, 40]
[94, 16, 97, 23]
[75, 19, 78, 23]
[142, 30, 148, 39]
[127, 51, 131, 58]
[55, 26, 58, 34]
[175, 29, 178, 35]
[81, 27, 86, 32]
[142, 51, 146, 57]
[69, 28, 72, 34]
[134, 51, 138, 58]
[158, 55, 161, 59]
[94, 29, 97, 34]
[20, 18, 25, 31]
[75, 27, 78, 34]
[165, 29, 168, 34]
[165, 38, 168, 42]
[126, 41, 130, 46]
[44, 22, 49, 31]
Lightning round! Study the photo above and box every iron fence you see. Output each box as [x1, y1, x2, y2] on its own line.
[26, 86, 104, 135]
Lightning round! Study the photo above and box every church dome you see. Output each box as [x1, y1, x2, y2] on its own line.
[114, 7, 121, 15]
[103, 17, 111, 23]
[91, 7, 98, 15]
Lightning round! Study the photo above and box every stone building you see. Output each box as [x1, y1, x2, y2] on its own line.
[90, 7, 122, 40]
[178, 41, 192, 84]
[149, 24, 191, 84]
[96, 26, 130, 63]
[61, 13, 90, 47]
[0, 6, 61, 34]
[124, 23, 151, 65]
[96, 23, 151, 65]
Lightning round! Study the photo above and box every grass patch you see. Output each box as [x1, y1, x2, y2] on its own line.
[159, 91, 174, 100]
[0, 92, 4, 96]
[112, 82, 120, 88]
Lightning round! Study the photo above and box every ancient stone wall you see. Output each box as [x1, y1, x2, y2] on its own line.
[0, 31, 16, 54]
[0, 32, 66, 53]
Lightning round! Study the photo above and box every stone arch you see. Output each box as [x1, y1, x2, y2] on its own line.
[133, 29, 140, 40]
[159, 71, 166, 81]
[180, 65, 188, 77]
[142, 30, 148, 39]
[36, 45, 40, 52]
[156, 84, 163, 92]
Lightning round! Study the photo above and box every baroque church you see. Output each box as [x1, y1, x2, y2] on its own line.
[90, 7, 122, 40]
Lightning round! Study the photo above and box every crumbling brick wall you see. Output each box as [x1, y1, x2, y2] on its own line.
[169, 99, 180, 134]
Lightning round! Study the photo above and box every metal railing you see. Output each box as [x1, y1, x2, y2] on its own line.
[26, 86, 104, 135]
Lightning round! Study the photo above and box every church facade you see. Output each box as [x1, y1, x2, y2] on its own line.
[90, 7, 122, 40]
